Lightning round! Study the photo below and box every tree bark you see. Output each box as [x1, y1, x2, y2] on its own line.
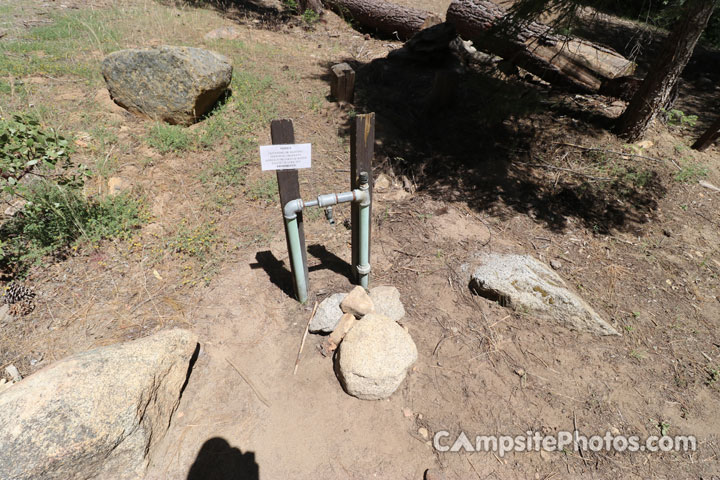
[299, 0, 323, 14]
[615, 0, 718, 141]
[692, 116, 720, 151]
[446, 0, 634, 93]
[325, 0, 442, 40]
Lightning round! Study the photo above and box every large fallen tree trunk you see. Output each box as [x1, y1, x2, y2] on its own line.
[446, 0, 634, 92]
[325, 0, 442, 40]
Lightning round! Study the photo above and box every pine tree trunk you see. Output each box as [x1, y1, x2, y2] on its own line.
[299, 0, 323, 14]
[325, 0, 442, 40]
[614, 0, 717, 141]
[692, 116, 720, 151]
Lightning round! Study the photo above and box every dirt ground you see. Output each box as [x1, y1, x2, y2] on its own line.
[1, 0, 720, 478]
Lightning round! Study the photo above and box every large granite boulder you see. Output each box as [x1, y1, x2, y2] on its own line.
[336, 313, 417, 400]
[0, 329, 198, 480]
[468, 253, 619, 335]
[102, 46, 232, 125]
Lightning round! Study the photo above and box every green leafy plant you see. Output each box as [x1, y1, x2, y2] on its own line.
[665, 109, 698, 128]
[168, 221, 217, 259]
[0, 114, 143, 274]
[674, 162, 708, 183]
[0, 183, 145, 271]
[0, 114, 83, 196]
[302, 9, 320, 24]
[282, 0, 298, 13]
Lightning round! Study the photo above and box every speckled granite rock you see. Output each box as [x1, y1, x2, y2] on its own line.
[102, 46, 232, 125]
[0, 329, 198, 480]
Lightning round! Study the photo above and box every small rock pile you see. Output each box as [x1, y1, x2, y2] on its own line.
[311, 286, 416, 401]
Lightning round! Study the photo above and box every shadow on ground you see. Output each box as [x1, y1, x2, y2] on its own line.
[187, 437, 259, 480]
[316, 39, 666, 234]
[182, 0, 298, 29]
[251, 246, 353, 299]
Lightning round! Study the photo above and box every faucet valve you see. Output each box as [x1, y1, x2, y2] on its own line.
[325, 206, 335, 225]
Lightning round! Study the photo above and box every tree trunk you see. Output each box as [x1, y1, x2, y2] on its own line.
[446, 0, 634, 93]
[299, 0, 323, 14]
[692, 116, 720, 151]
[325, 0, 442, 40]
[615, 0, 717, 141]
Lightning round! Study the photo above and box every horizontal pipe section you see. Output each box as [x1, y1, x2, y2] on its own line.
[284, 189, 368, 219]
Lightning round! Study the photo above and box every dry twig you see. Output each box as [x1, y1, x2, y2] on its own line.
[226, 357, 270, 408]
[294, 301, 318, 375]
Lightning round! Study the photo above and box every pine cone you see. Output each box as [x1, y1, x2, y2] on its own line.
[8, 299, 35, 317]
[2, 282, 35, 305]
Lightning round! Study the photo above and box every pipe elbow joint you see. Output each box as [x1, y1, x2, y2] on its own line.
[284, 199, 303, 220]
[353, 188, 371, 207]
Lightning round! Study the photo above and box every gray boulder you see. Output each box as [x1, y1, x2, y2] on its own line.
[102, 46, 232, 125]
[0, 329, 198, 480]
[310, 293, 346, 333]
[368, 285, 405, 321]
[469, 253, 619, 336]
[337, 313, 417, 400]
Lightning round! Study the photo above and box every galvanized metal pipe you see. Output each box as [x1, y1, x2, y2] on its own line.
[356, 172, 371, 288]
[285, 215, 308, 303]
[283, 175, 371, 301]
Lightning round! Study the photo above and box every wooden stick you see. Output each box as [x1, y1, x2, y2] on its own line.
[226, 358, 270, 408]
[294, 301, 318, 375]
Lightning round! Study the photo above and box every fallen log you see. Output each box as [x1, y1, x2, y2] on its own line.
[325, 0, 442, 40]
[446, 0, 634, 92]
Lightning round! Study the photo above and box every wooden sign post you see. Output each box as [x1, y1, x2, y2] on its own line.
[271, 119, 309, 300]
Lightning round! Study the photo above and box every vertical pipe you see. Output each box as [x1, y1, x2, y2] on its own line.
[356, 170, 371, 289]
[358, 201, 370, 289]
[285, 215, 308, 303]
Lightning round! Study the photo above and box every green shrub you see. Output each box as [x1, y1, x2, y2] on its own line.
[0, 114, 144, 274]
[0, 114, 82, 195]
[0, 182, 145, 271]
[302, 9, 320, 24]
[674, 162, 708, 183]
[665, 109, 698, 128]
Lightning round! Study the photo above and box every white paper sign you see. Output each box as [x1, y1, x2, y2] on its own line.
[259, 143, 311, 171]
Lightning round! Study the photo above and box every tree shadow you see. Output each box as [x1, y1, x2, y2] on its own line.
[180, 0, 297, 30]
[315, 29, 666, 235]
[187, 437, 259, 480]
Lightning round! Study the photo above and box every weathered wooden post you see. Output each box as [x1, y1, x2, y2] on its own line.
[272, 119, 309, 300]
[330, 63, 356, 103]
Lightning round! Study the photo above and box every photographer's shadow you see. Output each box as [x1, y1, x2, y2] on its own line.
[187, 437, 259, 480]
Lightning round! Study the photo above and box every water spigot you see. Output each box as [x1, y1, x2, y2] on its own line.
[325, 206, 335, 225]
